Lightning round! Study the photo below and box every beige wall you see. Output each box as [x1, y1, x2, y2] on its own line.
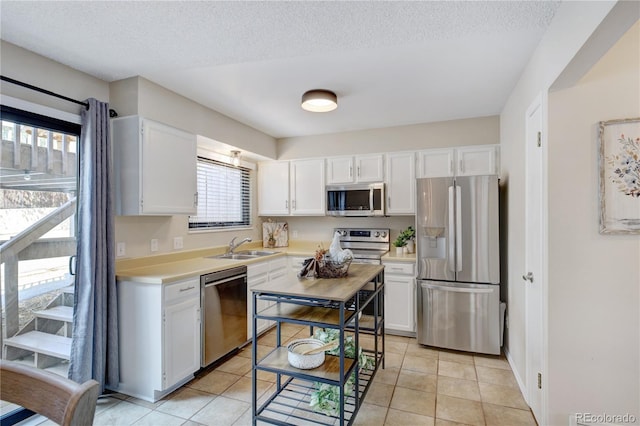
[499, 1, 636, 424]
[0, 41, 109, 113]
[277, 116, 499, 160]
[548, 21, 639, 424]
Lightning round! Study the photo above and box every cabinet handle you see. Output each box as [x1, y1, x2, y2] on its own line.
[194, 192, 198, 207]
[179, 286, 195, 292]
[357, 166, 361, 177]
[449, 159, 454, 176]
[388, 196, 391, 209]
[349, 165, 353, 178]
[285, 200, 289, 209]
[459, 159, 464, 174]
[292, 200, 296, 210]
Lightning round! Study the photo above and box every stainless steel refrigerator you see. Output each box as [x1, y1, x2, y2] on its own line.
[416, 175, 501, 355]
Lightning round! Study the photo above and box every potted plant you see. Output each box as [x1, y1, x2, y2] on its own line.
[401, 226, 415, 254]
[392, 233, 406, 255]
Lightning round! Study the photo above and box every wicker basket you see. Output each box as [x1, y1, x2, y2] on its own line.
[298, 256, 352, 279]
[317, 258, 352, 278]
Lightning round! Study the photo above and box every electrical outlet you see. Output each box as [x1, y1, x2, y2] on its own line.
[150, 239, 159, 252]
[292, 230, 299, 239]
[173, 236, 183, 250]
[116, 242, 126, 257]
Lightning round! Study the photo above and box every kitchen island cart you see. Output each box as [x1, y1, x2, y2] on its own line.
[251, 263, 385, 425]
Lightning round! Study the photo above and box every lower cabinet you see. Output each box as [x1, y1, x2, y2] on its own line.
[247, 257, 288, 338]
[115, 277, 201, 402]
[382, 260, 416, 335]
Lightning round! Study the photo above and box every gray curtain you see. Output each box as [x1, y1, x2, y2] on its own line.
[69, 98, 119, 392]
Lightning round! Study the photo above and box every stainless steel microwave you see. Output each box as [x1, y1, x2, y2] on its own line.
[326, 183, 385, 216]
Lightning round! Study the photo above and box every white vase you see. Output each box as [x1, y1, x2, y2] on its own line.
[395, 247, 404, 255]
[405, 240, 414, 254]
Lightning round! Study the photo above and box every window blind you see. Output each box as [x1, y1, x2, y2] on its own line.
[188, 157, 251, 229]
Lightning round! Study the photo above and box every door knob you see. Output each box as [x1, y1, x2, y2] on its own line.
[522, 272, 534, 283]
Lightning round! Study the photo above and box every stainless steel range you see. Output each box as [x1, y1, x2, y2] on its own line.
[333, 228, 390, 264]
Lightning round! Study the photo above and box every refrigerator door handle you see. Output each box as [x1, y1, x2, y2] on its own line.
[448, 186, 456, 272]
[421, 282, 494, 294]
[455, 185, 462, 272]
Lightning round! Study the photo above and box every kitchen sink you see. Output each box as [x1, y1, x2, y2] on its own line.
[207, 250, 277, 260]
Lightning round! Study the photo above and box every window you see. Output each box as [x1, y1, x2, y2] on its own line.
[188, 157, 251, 229]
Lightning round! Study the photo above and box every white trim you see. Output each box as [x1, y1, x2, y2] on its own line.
[504, 347, 529, 405]
[0, 94, 82, 124]
[541, 89, 550, 426]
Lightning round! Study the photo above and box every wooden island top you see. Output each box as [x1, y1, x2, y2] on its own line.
[251, 263, 384, 302]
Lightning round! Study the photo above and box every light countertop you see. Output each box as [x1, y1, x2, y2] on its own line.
[251, 263, 384, 302]
[116, 240, 416, 284]
[115, 241, 329, 284]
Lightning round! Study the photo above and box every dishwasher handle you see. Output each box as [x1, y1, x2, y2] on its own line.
[203, 273, 247, 287]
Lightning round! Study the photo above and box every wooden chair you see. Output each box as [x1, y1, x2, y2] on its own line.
[0, 359, 100, 426]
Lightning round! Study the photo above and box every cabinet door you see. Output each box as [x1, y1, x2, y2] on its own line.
[384, 275, 415, 333]
[417, 149, 454, 178]
[258, 161, 290, 215]
[141, 119, 197, 214]
[290, 159, 325, 215]
[326, 157, 355, 184]
[386, 152, 415, 215]
[356, 154, 384, 182]
[163, 297, 201, 389]
[455, 146, 498, 176]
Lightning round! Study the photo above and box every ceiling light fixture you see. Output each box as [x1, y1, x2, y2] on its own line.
[230, 150, 241, 167]
[301, 89, 338, 112]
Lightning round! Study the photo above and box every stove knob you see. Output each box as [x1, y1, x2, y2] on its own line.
[374, 231, 380, 237]
[340, 230, 347, 236]
[381, 231, 387, 238]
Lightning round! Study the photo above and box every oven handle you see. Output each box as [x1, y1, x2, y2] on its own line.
[203, 274, 247, 287]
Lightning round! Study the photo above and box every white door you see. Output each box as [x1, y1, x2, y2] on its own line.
[290, 159, 325, 215]
[356, 154, 384, 182]
[326, 157, 355, 184]
[524, 94, 545, 423]
[257, 161, 290, 215]
[164, 297, 201, 389]
[416, 149, 454, 178]
[386, 152, 416, 215]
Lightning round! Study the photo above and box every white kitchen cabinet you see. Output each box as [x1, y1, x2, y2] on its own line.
[290, 159, 325, 215]
[116, 277, 201, 402]
[326, 154, 384, 184]
[247, 257, 288, 338]
[257, 161, 290, 215]
[417, 149, 455, 178]
[112, 116, 197, 215]
[385, 152, 415, 215]
[382, 260, 416, 335]
[455, 145, 499, 176]
[417, 145, 499, 178]
[258, 159, 325, 216]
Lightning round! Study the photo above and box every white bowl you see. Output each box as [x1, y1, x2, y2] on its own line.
[287, 338, 325, 369]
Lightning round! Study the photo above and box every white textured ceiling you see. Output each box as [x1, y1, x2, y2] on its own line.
[0, 1, 561, 138]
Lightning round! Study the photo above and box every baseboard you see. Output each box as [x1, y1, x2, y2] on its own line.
[504, 347, 529, 404]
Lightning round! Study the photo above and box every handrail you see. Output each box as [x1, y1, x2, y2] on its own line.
[0, 198, 76, 261]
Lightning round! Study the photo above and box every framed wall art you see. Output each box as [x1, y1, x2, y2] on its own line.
[598, 117, 640, 234]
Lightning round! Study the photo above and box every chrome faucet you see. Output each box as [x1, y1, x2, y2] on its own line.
[227, 237, 252, 254]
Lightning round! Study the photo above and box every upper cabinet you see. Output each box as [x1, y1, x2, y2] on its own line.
[257, 159, 325, 216]
[112, 116, 197, 215]
[326, 154, 384, 184]
[385, 152, 415, 215]
[417, 145, 499, 178]
[257, 161, 290, 215]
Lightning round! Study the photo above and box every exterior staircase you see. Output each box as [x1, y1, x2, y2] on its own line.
[3, 286, 74, 376]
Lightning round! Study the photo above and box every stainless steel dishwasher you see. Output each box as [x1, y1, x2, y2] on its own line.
[201, 265, 248, 367]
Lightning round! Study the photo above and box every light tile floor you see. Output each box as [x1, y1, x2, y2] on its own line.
[20, 324, 537, 426]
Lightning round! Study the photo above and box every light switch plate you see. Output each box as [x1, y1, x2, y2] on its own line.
[173, 237, 183, 250]
[116, 242, 126, 257]
[150, 239, 159, 252]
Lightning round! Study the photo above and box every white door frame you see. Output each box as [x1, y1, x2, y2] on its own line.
[524, 92, 549, 425]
